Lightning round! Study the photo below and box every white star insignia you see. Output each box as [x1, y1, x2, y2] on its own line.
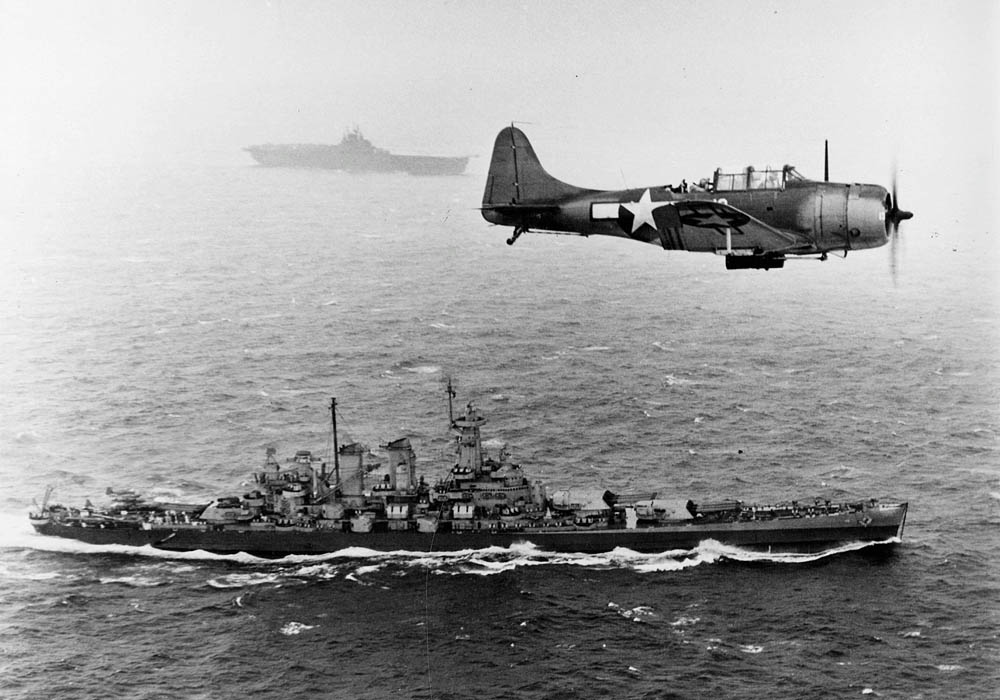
[622, 189, 672, 233]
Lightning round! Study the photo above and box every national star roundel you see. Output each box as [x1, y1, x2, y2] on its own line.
[617, 189, 674, 242]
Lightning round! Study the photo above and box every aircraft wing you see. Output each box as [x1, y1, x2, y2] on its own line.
[670, 200, 815, 254]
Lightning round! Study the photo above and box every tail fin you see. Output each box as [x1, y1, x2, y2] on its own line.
[481, 126, 591, 209]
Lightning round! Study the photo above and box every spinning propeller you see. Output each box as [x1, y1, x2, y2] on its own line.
[885, 168, 913, 283]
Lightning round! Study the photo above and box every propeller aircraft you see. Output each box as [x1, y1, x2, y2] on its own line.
[481, 126, 912, 270]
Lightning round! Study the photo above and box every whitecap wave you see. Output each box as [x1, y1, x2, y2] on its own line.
[279, 621, 315, 635]
[14, 431, 40, 444]
[207, 573, 283, 589]
[98, 575, 167, 588]
[661, 373, 690, 386]
[608, 602, 658, 623]
[670, 615, 700, 627]
[0, 566, 62, 582]
[403, 364, 441, 374]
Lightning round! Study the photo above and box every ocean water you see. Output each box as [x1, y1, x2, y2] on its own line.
[0, 160, 997, 699]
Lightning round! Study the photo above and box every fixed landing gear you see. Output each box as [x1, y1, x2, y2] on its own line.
[506, 226, 527, 246]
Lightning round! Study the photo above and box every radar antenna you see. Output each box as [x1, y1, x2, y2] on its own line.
[330, 397, 340, 485]
[446, 377, 456, 426]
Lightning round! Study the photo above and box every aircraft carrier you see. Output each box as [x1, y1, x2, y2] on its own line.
[244, 127, 468, 175]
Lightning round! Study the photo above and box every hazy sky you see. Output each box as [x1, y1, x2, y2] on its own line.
[2, 0, 997, 225]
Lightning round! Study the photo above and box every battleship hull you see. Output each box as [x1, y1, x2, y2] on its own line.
[31, 503, 906, 557]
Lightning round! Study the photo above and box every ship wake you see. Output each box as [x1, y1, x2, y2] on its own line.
[3, 513, 898, 575]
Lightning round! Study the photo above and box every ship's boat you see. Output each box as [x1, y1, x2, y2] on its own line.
[244, 127, 468, 176]
[29, 384, 908, 557]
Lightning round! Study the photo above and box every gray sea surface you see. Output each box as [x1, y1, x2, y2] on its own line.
[1, 162, 997, 699]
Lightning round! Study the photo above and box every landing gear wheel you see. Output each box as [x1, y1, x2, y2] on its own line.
[506, 227, 527, 246]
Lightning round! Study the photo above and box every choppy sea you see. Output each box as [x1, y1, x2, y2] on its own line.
[0, 158, 997, 699]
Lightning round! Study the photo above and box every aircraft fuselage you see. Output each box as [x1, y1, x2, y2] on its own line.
[482, 180, 891, 255]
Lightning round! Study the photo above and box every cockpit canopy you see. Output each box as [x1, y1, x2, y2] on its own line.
[712, 165, 805, 192]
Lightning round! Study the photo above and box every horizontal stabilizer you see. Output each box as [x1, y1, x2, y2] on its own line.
[481, 203, 561, 215]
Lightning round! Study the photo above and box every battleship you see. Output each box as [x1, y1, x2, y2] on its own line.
[29, 384, 907, 557]
[244, 127, 468, 175]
